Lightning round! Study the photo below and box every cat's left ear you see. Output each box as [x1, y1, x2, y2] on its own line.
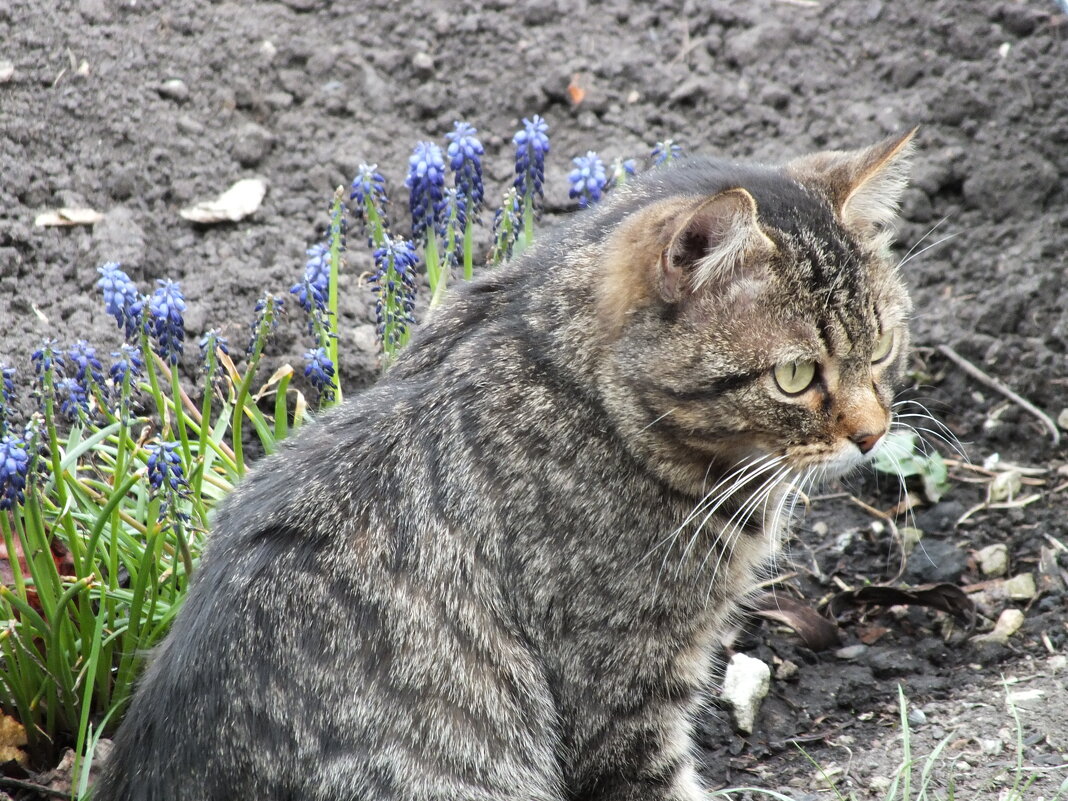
[788, 128, 917, 237]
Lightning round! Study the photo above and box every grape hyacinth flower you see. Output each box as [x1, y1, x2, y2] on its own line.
[97, 262, 144, 340]
[246, 295, 284, 359]
[513, 115, 550, 204]
[568, 151, 608, 209]
[57, 377, 90, 423]
[350, 163, 388, 222]
[68, 341, 106, 390]
[290, 243, 330, 315]
[490, 188, 522, 265]
[147, 441, 186, 492]
[652, 139, 683, 166]
[31, 340, 65, 386]
[446, 121, 484, 217]
[149, 280, 186, 365]
[0, 366, 14, 435]
[608, 157, 638, 190]
[109, 344, 143, 385]
[406, 141, 446, 242]
[370, 236, 419, 358]
[0, 434, 30, 510]
[198, 330, 229, 366]
[303, 347, 336, 399]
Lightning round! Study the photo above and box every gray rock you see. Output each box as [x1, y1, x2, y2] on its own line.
[905, 539, 966, 584]
[231, 122, 275, 168]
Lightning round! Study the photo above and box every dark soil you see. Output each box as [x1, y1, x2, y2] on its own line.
[2, 0, 1067, 796]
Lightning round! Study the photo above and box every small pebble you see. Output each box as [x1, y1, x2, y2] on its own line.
[0, 61, 14, 83]
[411, 52, 435, 75]
[972, 608, 1025, 645]
[158, 78, 190, 102]
[870, 776, 892, 793]
[977, 543, 1009, 577]
[835, 644, 868, 660]
[907, 707, 927, 726]
[1004, 572, 1036, 601]
[1057, 408, 1068, 430]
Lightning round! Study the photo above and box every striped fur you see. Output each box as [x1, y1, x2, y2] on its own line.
[96, 134, 914, 801]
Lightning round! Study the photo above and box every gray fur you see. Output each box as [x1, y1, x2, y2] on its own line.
[96, 138, 913, 801]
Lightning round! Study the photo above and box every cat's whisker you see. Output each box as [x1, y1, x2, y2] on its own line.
[700, 465, 793, 600]
[669, 456, 788, 582]
[896, 230, 959, 270]
[675, 458, 789, 571]
[897, 214, 950, 265]
[642, 454, 779, 571]
[891, 401, 968, 460]
[647, 454, 784, 600]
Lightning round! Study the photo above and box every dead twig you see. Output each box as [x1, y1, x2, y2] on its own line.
[937, 344, 1061, 447]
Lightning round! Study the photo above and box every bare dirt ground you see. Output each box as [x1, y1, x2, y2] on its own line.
[1, 0, 1067, 796]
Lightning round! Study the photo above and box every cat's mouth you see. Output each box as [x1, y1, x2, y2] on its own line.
[785, 434, 886, 480]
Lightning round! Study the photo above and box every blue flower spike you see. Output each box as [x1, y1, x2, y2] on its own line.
[652, 139, 683, 166]
[513, 115, 550, 204]
[149, 279, 186, 365]
[0, 366, 14, 435]
[97, 262, 144, 340]
[568, 151, 608, 209]
[290, 243, 331, 315]
[147, 440, 186, 493]
[68, 341, 106, 389]
[109, 344, 144, 385]
[303, 347, 336, 399]
[405, 141, 446, 241]
[370, 236, 419, 359]
[0, 434, 30, 511]
[350, 164, 388, 220]
[446, 121, 485, 218]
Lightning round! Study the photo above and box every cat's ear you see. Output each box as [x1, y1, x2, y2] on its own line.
[788, 128, 917, 237]
[659, 188, 777, 303]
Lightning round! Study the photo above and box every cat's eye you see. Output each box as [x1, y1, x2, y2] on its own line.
[773, 360, 817, 395]
[871, 330, 894, 364]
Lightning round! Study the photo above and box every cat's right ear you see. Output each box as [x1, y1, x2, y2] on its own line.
[599, 190, 775, 335]
[658, 189, 777, 303]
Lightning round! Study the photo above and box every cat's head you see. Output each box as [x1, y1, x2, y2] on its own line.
[594, 131, 916, 496]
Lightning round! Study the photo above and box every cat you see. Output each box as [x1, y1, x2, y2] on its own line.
[95, 130, 916, 801]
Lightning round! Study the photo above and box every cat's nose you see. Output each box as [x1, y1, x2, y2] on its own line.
[850, 431, 883, 455]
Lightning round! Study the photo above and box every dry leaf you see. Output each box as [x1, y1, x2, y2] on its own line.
[750, 592, 840, 651]
[567, 73, 586, 106]
[34, 207, 104, 227]
[827, 582, 975, 626]
[179, 177, 267, 224]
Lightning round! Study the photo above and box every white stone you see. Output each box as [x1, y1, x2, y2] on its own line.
[977, 543, 1009, 577]
[1004, 572, 1036, 601]
[721, 653, 771, 735]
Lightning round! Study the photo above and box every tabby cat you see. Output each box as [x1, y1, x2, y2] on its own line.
[96, 131, 916, 800]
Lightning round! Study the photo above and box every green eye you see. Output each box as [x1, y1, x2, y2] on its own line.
[773, 360, 817, 395]
[872, 330, 894, 364]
